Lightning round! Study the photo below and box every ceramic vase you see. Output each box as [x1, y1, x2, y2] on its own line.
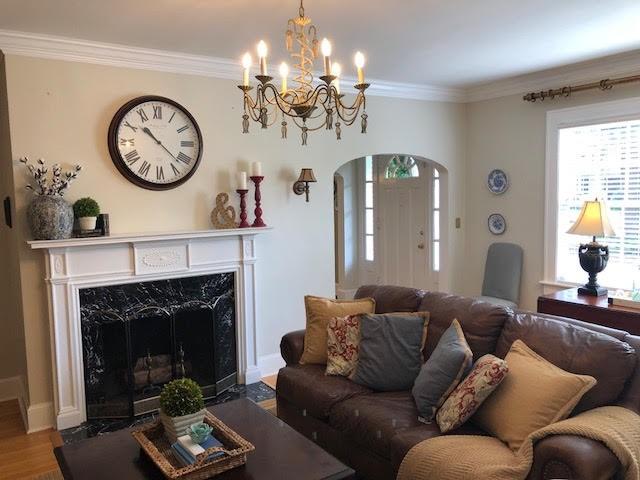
[27, 195, 74, 240]
[159, 408, 207, 444]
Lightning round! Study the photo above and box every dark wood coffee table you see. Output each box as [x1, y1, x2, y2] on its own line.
[54, 398, 354, 480]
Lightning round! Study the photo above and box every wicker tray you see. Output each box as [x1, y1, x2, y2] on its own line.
[132, 410, 255, 480]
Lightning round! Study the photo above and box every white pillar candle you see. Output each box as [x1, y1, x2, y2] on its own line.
[237, 171, 248, 190]
[251, 162, 262, 177]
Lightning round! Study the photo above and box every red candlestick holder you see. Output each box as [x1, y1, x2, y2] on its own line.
[250, 176, 266, 227]
[236, 189, 250, 228]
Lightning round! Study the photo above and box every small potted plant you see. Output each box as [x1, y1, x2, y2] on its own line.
[159, 378, 206, 443]
[73, 197, 100, 231]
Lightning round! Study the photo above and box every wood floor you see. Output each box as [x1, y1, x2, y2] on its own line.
[0, 374, 279, 479]
[0, 400, 62, 480]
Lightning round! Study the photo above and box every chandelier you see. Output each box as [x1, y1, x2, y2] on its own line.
[238, 0, 370, 145]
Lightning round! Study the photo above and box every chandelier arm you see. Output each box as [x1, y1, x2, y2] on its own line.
[261, 83, 330, 120]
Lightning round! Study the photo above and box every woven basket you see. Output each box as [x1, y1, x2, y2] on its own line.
[132, 410, 255, 479]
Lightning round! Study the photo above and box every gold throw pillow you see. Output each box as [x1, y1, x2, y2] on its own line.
[472, 339, 596, 451]
[300, 296, 375, 365]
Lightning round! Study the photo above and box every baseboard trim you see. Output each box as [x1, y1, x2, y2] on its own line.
[26, 401, 54, 433]
[258, 353, 285, 377]
[0, 375, 22, 402]
[0, 375, 29, 431]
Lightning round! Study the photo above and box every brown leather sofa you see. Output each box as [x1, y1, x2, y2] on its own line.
[276, 285, 640, 480]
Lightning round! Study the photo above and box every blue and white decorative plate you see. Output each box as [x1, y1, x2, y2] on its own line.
[487, 169, 509, 194]
[488, 213, 506, 235]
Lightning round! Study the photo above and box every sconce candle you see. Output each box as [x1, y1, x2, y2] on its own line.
[331, 62, 342, 95]
[355, 51, 365, 84]
[242, 53, 252, 87]
[321, 38, 332, 75]
[279, 62, 289, 94]
[257, 40, 268, 75]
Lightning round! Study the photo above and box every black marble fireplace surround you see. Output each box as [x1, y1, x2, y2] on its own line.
[80, 273, 237, 420]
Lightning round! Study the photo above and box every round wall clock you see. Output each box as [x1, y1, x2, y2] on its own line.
[108, 96, 203, 190]
[488, 213, 507, 235]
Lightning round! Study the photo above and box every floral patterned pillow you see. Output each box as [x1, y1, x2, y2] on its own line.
[326, 315, 361, 377]
[436, 354, 509, 433]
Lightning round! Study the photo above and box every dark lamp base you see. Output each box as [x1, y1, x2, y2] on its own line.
[578, 285, 608, 297]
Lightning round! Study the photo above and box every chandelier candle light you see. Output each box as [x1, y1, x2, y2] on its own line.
[238, 0, 370, 145]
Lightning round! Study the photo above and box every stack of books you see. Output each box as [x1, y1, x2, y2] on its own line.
[171, 434, 225, 467]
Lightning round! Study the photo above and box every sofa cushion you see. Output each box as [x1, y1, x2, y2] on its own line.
[329, 391, 428, 458]
[355, 285, 425, 313]
[412, 319, 473, 423]
[276, 365, 372, 419]
[300, 295, 375, 365]
[473, 339, 596, 451]
[495, 312, 636, 413]
[351, 312, 429, 391]
[436, 353, 509, 433]
[419, 292, 510, 360]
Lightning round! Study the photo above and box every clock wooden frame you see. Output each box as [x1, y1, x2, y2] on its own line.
[107, 95, 204, 191]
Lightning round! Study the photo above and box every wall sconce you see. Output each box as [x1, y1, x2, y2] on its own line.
[293, 168, 317, 202]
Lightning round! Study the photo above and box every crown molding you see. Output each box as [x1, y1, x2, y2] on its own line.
[0, 29, 466, 103]
[465, 49, 640, 103]
[1, 29, 638, 104]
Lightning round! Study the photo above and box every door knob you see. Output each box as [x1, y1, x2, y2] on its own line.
[417, 243, 425, 249]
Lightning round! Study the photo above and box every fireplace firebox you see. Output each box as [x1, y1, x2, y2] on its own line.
[80, 273, 236, 419]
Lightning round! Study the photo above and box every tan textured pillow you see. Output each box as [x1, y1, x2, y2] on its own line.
[473, 339, 596, 451]
[300, 296, 375, 365]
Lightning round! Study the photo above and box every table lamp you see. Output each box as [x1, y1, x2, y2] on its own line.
[566, 198, 616, 296]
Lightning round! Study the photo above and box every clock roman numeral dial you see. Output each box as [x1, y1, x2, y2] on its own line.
[136, 108, 149, 122]
[124, 150, 141, 164]
[111, 98, 202, 189]
[177, 152, 192, 164]
[138, 160, 151, 177]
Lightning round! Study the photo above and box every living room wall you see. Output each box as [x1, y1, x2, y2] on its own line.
[463, 84, 640, 311]
[2, 53, 467, 422]
[0, 53, 27, 392]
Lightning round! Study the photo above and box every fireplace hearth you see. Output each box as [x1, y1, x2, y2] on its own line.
[80, 273, 237, 419]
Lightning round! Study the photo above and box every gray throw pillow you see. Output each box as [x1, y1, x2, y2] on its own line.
[412, 319, 473, 423]
[350, 312, 429, 391]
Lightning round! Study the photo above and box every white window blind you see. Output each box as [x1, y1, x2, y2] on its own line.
[557, 118, 640, 290]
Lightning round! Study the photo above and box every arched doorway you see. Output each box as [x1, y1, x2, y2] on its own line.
[334, 154, 447, 298]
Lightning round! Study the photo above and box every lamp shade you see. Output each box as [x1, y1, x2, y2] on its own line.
[566, 199, 616, 237]
[297, 168, 317, 183]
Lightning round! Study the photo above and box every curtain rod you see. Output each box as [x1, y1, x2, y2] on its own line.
[523, 73, 640, 102]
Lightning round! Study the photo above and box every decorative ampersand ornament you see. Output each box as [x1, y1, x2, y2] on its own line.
[210, 192, 237, 229]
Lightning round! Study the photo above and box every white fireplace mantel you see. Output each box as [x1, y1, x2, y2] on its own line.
[29, 227, 270, 430]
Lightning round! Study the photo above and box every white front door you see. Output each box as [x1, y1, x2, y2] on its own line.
[378, 160, 434, 290]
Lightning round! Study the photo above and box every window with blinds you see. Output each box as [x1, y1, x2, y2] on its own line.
[557, 118, 640, 290]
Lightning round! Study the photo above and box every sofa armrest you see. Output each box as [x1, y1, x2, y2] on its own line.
[280, 330, 306, 365]
[527, 435, 620, 480]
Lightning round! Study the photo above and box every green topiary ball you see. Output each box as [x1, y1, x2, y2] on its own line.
[73, 197, 100, 218]
[159, 378, 204, 417]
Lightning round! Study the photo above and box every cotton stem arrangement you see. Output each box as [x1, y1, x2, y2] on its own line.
[20, 157, 82, 196]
